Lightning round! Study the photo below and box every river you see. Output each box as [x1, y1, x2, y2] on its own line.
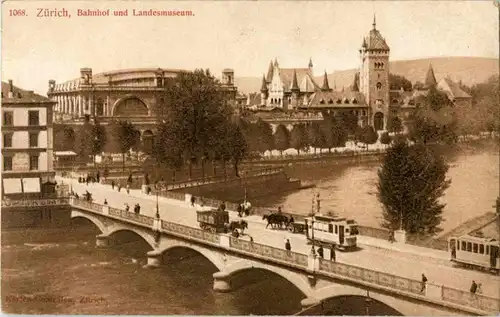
[256, 143, 499, 236]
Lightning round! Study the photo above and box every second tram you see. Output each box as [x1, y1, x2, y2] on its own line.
[305, 215, 359, 250]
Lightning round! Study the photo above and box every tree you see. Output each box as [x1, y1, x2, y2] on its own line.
[413, 81, 425, 90]
[361, 126, 378, 150]
[155, 122, 184, 182]
[227, 123, 247, 176]
[91, 121, 107, 164]
[389, 74, 412, 91]
[338, 111, 359, 135]
[380, 132, 391, 146]
[290, 124, 308, 154]
[155, 69, 239, 179]
[377, 141, 451, 234]
[307, 122, 325, 154]
[76, 121, 93, 163]
[111, 120, 140, 171]
[255, 118, 274, 153]
[388, 116, 403, 134]
[274, 124, 290, 156]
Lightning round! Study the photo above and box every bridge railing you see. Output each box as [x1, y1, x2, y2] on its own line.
[318, 258, 422, 295]
[108, 207, 155, 226]
[441, 285, 500, 313]
[72, 198, 103, 213]
[229, 237, 308, 268]
[160, 220, 220, 244]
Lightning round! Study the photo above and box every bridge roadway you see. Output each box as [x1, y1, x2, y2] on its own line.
[62, 177, 500, 300]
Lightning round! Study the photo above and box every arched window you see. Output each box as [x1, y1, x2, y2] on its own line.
[343, 98, 350, 104]
[319, 98, 325, 104]
[336, 99, 342, 104]
[352, 98, 358, 104]
[328, 98, 334, 104]
[376, 82, 382, 90]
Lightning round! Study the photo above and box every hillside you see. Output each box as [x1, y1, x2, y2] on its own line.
[234, 57, 499, 94]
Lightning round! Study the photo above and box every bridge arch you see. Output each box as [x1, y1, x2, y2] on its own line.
[70, 210, 107, 233]
[314, 284, 407, 316]
[112, 96, 150, 117]
[106, 226, 156, 249]
[158, 241, 225, 271]
[224, 259, 313, 297]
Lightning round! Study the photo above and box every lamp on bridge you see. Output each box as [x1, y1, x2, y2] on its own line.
[155, 182, 160, 219]
[365, 290, 372, 315]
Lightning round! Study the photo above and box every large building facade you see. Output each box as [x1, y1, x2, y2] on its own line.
[1, 80, 56, 198]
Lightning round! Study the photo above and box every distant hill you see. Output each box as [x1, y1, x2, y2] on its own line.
[234, 57, 499, 94]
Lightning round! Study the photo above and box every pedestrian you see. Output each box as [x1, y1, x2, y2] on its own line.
[421, 274, 428, 293]
[310, 245, 316, 256]
[124, 203, 130, 212]
[388, 229, 395, 243]
[104, 199, 108, 205]
[126, 184, 130, 194]
[147, 186, 151, 195]
[250, 236, 254, 243]
[127, 173, 133, 184]
[237, 203, 243, 217]
[317, 245, 324, 258]
[470, 280, 477, 294]
[96, 170, 100, 183]
[111, 180, 115, 190]
[137, 204, 141, 214]
[86, 175, 89, 186]
[285, 239, 291, 255]
[191, 195, 196, 207]
[220, 201, 226, 212]
[330, 245, 336, 262]
[451, 245, 456, 259]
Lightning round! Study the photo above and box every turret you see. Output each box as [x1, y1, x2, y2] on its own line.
[222, 68, 234, 86]
[321, 71, 332, 92]
[308, 58, 313, 73]
[351, 72, 360, 92]
[291, 70, 300, 109]
[266, 60, 274, 83]
[80, 68, 92, 85]
[260, 74, 268, 107]
[48, 80, 56, 93]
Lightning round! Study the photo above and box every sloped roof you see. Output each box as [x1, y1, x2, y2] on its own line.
[363, 28, 390, 51]
[2, 81, 54, 104]
[278, 68, 319, 93]
[424, 65, 438, 88]
[266, 61, 274, 83]
[305, 90, 368, 108]
[439, 78, 472, 99]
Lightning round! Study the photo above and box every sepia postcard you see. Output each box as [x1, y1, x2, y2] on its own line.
[1, 0, 499, 315]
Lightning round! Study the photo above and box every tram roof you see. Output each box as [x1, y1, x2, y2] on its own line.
[453, 234, 499, 243]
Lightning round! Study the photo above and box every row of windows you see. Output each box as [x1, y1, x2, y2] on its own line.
[3, 132, 39, 148]
[457, 240, 491, 255]
[319, 98, 358, 105]
[374, 62, 385, 69]
[312, 223, 356, 235]
[3, 155, 39, 171]
[2, 111, 40, 126]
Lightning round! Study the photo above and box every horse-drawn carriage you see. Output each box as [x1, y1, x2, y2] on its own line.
[288, 222, 306, 234]
[196, 207, 249, 235]
[197, 208, 229, 233]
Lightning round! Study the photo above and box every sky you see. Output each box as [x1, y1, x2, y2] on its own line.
[1, 0, 498, 95]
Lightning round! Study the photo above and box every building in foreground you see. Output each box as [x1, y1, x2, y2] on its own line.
[2, 80, 68, 228]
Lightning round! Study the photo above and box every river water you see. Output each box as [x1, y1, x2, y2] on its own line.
[2, 143, 498, 315]
[257, 143, 499, 236]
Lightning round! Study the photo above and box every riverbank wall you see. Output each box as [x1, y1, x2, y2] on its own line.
[1, 203, 71, 229]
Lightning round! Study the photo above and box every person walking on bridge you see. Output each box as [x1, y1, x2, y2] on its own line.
[421, 274, 428, 293]
[285, 239, 291, 255]
[317, 245, 324, 259]
[330, 245, 336, 262]
[111, 180, 115, 190]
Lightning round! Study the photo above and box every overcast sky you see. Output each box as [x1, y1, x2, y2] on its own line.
[2, 1, 498, 95]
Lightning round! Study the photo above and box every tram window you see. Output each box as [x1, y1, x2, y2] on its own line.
[467, 242, 472, 252]
[462, 241, 466, 250]
[328, 224, 333, 233]
[457, 241, 460, 250]
[479, 244, 484, 254]
[335, 225, 338, 234]
[473, 243, 478, 253]
[486, 246, 489, 255]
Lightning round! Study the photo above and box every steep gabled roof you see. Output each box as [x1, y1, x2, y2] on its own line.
[266, 60, 274, 83]
[260, 74, 268, 92]
[424, 64, 438, 88]
[439, 78, 472, 99]
[278, 68, 319, 93]
[321, 71, 331, 91]
[363, 18, 390, 51]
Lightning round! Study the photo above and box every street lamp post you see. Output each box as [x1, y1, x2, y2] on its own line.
[311, 193, 316, 250]
[155, 182, 160, 219]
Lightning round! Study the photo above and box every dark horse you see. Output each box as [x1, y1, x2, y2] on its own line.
[263, 214, 289, 229]
[227, 220, 248, 234]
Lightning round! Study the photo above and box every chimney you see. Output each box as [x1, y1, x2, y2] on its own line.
[8, 80, 13, 98]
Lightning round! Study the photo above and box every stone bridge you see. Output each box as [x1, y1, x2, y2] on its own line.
[70, 198, 499, 316]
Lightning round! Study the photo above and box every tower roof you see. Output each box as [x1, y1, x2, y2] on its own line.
[424, 64, 438, 88]
[266, 60, 274, 82]
[308, 58, 313, 69]
[291, 69, 300, 92]
[321, 71, 331, 91]
[260, 74, 268, 92]
[362, 16, 390, 51]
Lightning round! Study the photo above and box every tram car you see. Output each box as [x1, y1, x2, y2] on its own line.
[448, 234, 500, 274]
[304, 215, 359, 251]
[196, 207, 229, 233]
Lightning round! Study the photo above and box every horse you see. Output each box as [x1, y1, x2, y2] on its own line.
[263, 214, 289, 229]
[227, 220, 248, 234]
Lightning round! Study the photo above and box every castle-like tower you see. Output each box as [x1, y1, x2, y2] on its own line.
[359, 16, 390, 131]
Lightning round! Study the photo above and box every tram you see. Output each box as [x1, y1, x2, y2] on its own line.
[448, 234, 500, 274]
[304, 215, 359, 250]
